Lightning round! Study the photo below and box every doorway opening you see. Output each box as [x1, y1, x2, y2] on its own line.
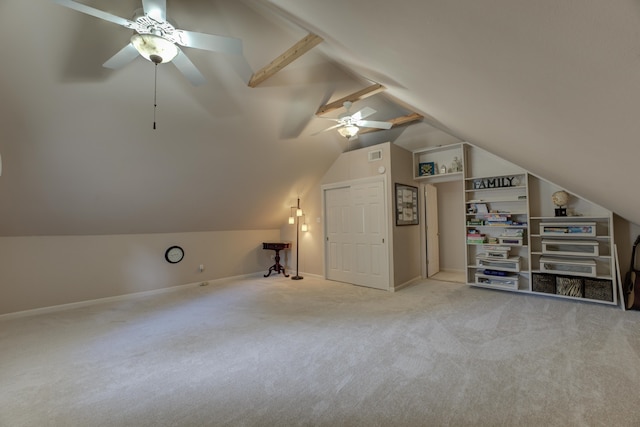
[422, 181, 466, 283]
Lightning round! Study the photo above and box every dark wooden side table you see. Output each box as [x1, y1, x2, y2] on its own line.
[262, 242, 291, 277]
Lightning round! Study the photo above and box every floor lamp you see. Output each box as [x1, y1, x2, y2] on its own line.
[291, 198, 305, 281]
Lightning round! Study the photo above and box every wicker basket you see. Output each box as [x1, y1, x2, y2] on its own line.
[532, 273, 556, 294]
[584, 278, 613, 302]
[556, 276, 584, 297]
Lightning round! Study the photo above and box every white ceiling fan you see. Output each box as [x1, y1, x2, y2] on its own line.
[315, 101, 392, 140]
[52, 0, 243, 86]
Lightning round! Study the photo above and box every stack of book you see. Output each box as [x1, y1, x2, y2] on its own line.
[484, 213, 512, 226]
[498, 228, 524, 245]
[467, 229, 486, 244]
[481, 245, 511, 259]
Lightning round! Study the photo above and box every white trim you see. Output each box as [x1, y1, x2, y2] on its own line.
[392, 276, 423, 292]
[320, 175, 387, 192]
[295, 272, 324, 280]
[0, 273, 262, 320]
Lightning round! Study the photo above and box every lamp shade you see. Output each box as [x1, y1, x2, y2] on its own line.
[338, 125, 359, 138]
[131, 33, 179, 64]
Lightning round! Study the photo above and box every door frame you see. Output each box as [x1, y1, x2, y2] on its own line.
[424, 183, 440, 277]
[419, 182, 439, 279]
[321, 175, 392, 288]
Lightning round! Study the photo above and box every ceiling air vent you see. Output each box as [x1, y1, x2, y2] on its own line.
[368, 149, 382, 162]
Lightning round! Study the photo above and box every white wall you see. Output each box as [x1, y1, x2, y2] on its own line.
[0, 229, 279, 315]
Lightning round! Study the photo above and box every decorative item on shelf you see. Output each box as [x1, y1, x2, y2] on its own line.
[418, 162, 435, 176]
[552, 190, 570, 216]
[474, 203, 489, 214]
[472, 176, 518, 189]
[289, 197, 307, 281]
[452, 156, 462, 172]
[395, 183, 419, 225]
[440, 163, 447, 174]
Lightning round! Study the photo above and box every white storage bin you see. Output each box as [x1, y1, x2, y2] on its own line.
[475, 273, 519, 289]
[476, 256, 521, 272]
[539, 222, 596, 237]
[480, 245, 511, 259]
[540, 257, 596, 277]
[542, 239, 599, 257]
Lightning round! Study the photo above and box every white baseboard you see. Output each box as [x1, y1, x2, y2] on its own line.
[294, 272, 324, 280]
[0, 272, 263, 320]
[392, 276, 423, 292]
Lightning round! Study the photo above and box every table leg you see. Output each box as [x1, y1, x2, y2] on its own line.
[264, 249, 289, 277]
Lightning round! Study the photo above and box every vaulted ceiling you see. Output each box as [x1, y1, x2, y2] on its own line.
[1, 0, 639, 236]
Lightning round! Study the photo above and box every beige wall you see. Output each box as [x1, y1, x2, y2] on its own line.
[301, 142, 421, 288]
[0, 229, 279, 315]
[436, 180, 466, 272]
[614, 215, 640, 279]
[280, 144, 396, 279]
[279, 191, 324, 277]
[390, 143, 422, 287]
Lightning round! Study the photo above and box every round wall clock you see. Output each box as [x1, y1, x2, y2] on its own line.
[164, 246, 184, 264]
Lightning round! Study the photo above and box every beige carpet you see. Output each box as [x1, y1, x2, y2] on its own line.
[1, 275, 639, 426]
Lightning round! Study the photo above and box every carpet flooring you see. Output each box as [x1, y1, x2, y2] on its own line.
[2, 275, 640, 426]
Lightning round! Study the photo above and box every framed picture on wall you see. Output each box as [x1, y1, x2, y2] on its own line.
[395, 183, 419, 226]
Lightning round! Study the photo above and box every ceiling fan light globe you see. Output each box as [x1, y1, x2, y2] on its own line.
[338, 125, 359, 139]
[131, 33, 178, 64]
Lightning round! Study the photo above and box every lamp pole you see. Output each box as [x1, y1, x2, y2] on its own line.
[292, 198, 303, 280]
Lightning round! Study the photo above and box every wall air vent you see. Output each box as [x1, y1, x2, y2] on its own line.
[368, 149, 382, 162]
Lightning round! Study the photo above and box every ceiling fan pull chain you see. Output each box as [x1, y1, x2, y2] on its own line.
[153, 62, 158, 130]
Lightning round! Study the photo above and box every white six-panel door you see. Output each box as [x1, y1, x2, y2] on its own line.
[325, 180, 389, 290]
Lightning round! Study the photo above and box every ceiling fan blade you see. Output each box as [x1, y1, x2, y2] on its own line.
[351, 106, 376, 121]
[142, 0, 166, 21]
[103, 43, 140, 69]
[311, 123, 343, 136]
[52, 0, 133, 27]
[175, 30, 242, 55]
[356, 120, 393, 130]
[172, 49, 206, 86]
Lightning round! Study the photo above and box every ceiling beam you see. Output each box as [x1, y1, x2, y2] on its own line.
[358, 113, 424, 135]
[315, 84, 386, 116]
[248, 33, 323, 88]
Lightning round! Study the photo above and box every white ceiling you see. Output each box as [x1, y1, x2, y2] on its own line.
[1, 0, 639, 236]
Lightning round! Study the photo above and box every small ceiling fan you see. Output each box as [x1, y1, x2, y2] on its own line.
[52, 0, 242, 86]
[314, 101, 392, 140]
